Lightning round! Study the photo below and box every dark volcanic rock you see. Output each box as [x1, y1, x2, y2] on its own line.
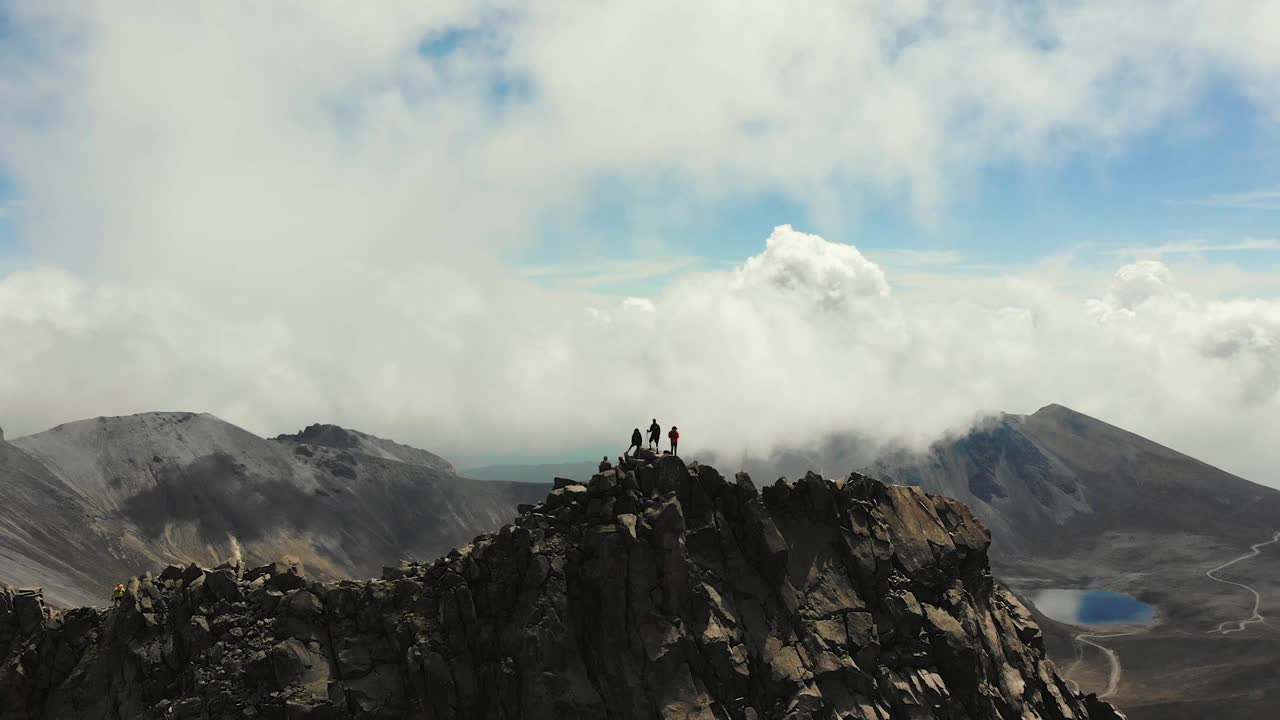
[0, 459, 1123, 719]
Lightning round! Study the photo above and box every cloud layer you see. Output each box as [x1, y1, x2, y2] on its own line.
[0, 3, 1278, 484]
[3, 225, 1279, 486]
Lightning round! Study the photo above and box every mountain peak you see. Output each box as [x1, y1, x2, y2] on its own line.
[274, 422, 362, 449]
[274, 422, 455, 473]
[1030, 403, 1085, 419]
[0, 453, 1123, 719]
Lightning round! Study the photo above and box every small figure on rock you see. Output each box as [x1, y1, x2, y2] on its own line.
[628, 427, 643, 456]
[599, 455, 612, 472]
[668, 426, 679, 457]
[112, 583, 125, 606]
[648, 419, 661, 450]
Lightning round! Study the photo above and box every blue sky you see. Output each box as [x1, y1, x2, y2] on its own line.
[3, 5, 1278, 295]
[0, 176, 13, 256]
[514, 80, 1279, 299]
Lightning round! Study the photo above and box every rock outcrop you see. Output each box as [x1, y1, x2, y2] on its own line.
[0, 454, 1124, 719]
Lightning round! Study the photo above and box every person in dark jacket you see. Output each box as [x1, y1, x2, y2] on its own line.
[599, 455, 612, 472]
[648, 419, 661, 450]
[628, 428, 643, 456]
[668, 426, 679, 457]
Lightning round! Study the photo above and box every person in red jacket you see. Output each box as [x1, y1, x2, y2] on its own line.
[668, 426, 679, 457]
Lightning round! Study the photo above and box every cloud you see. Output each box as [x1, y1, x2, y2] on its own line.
[735, 225, 890, 309]
[1183, 188, 1280, 210]
[864, 249, 967, 268]
[0, 3, 1279, 487]
[4, 228, 1280, 489]
[1104, 238, 1280, 257]
[521, 256, 705, 289]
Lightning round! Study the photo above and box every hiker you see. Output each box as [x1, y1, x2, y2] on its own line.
[598, 455, 612, 472]
[648, 419, 661, 450]
[668, 426, 679, 457]
[627, 428, 643, 456]
[112, 583, 125, 606]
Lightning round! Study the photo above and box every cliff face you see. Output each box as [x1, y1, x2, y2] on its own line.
[0, 454, 1123, 720]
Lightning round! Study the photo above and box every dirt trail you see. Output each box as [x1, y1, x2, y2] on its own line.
[1206, 530, 1280, 635]
[1074, 632, 1136, 698]
[1065, 530, 1279, 698]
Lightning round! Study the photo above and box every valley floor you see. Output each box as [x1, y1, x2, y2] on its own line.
[1002, 529, 1280, 720]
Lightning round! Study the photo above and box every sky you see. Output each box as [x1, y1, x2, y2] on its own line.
[0, 1, 1278, 485]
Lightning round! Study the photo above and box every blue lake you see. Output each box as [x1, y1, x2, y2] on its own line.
[1031, 589, 1155, 625]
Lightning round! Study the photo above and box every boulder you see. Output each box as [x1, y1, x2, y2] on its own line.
[206, 569, 242, 603]
[270, 638, 331, 697]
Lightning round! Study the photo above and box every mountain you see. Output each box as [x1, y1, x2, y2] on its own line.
[0, 435, 150, 609]
[275, 423, 457, 474]
[866, 404, 1280, 559]
[724, 405, 1280, 719]
[1, 412, 546, 608]
[0, 456, 1124, 719]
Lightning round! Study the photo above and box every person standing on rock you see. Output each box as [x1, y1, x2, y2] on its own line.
[668, 426, 679, 456]
[112, 583, 125, 606]
[628, 428, 643, 456]
[648, 419, 661, 450]
[599, 455, 612, 472]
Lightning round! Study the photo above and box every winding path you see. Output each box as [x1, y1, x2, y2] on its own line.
[1073, 632, 1135, 698]
[1065, 529, 1279, 698]
[1205, 530, 1280, 635]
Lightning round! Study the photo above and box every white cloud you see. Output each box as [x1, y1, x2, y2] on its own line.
[734, 225, 890, 309]
[865, 249, 967, 268]
[1104, 238, 1280, 257]
[1184, 188, 1280, 210]
[4, 229, 1280, 488]
[0, 3, 1279, 486]
[521, 256, 705, 289]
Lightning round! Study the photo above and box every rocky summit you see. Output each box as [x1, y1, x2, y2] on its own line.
[0, 452, 1123, 719]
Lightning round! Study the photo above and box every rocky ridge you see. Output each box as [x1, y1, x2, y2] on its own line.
[0, 451, 1123, 719]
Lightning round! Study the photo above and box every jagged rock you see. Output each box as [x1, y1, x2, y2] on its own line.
[206, 569, 242, 603]
[184, 615, 214, 656]
[284, 590, 324, 619]
[269, 637, 331, 696]
[0, 460, 1125, 719]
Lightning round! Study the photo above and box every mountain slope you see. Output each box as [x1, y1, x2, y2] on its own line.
[723, 404, 1280, 562]
[2, 413, 545, 607]
[0, 457, 1124, 719]
[854, 406, 1280, 718]
[695, 405, 1280, 717]
[1018, 404, 1279, 545]
[0, 438, 154, 607]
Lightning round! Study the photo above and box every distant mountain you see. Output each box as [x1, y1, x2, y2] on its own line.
[1, 412, 546, 607]
[721, 404, 1280, 719]
[869, 404, 1280, 559]
[274, 422, 456, 474]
